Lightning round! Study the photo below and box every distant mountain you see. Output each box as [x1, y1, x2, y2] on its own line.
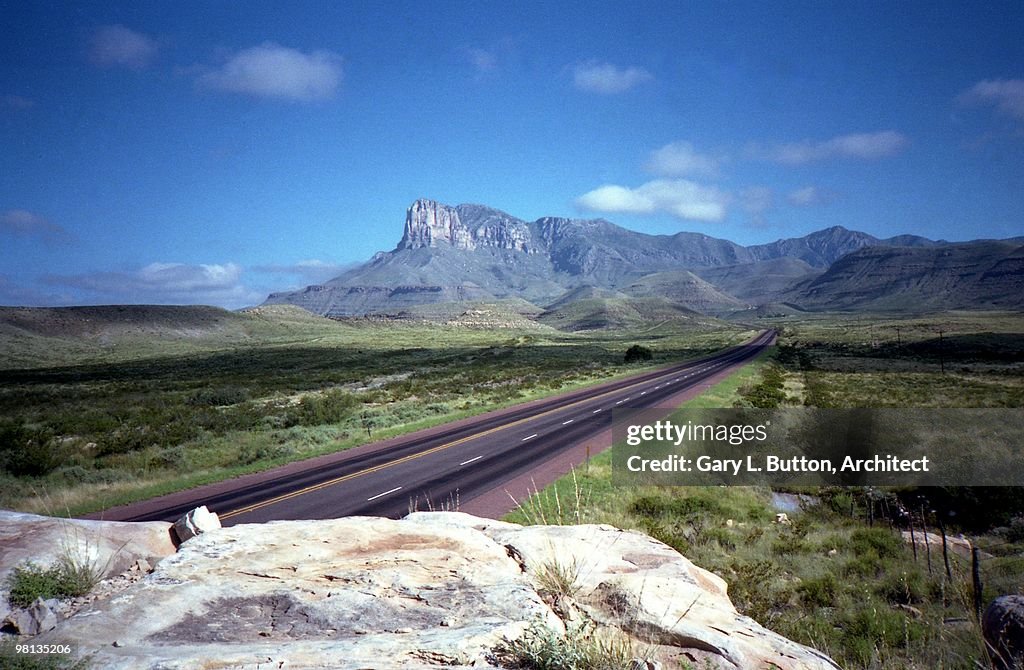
[747, 227, 937, 268]
[693, 258, 822, 304]
[266, 198, 944, 317]
[537, 296, 703, 332]
[0, 304, 339, 368]
[620, 271, 747, 313]
[789, 241, 1024, 310]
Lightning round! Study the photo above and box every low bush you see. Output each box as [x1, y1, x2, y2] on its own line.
[623, 345, 653, 364]
[492, 621, 639, 670]
[186, 385, 251, 407]
[798, 573, 839, 607]
[0, 421, 63, 477]
[5, 557, 100, 608]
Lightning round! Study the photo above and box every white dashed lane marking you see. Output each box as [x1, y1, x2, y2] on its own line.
[367, 486, 402, 502]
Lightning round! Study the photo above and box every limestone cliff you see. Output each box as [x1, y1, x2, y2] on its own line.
[398, 199, 534, 254]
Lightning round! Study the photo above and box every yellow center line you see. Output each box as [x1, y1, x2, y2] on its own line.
[220, 337, 767, 520]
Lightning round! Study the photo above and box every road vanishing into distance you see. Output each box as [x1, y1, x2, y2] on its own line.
[97, 330, 775, 525]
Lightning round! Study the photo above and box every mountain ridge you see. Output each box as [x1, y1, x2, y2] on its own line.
[264, 198, 1018, 318]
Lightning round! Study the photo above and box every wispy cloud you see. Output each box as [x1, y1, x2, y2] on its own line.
[466, 48, 498, 73]
[572, 61, 653, 94]
[0, 275, 73, 306]
[740, 186, 774, 226]
[645, 141, 723, 177]
[43, 262, 262, 308]
[750, 131, 909, 165]
[958, 79, 1024, 121]
[2, 95, 34, 110]
[89, 25, 159, 70]
[198, 43, 343, 101]
[0, 209, 72, 244]
[576, 179, 727, 222]
[787, 186, 836, 207]
[255, 259, 354, 285]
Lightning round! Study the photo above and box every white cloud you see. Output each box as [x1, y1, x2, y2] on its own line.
[573, 61, 653, 94]
[753, 131, 908, 165]
[959, 79, 1024, 121]
[645, 141, 722, 177]
[576, 179, 728, 222]
[44, 262, 262, 308]
[0, 209, 71, 244]
[787, 186, 836, 206]
[198, 43, 343, 101]
[89, 25, 158, 70]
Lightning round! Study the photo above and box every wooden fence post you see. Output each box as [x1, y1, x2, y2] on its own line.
[939, 520, 952, 581]
[972, 546, 983, 620]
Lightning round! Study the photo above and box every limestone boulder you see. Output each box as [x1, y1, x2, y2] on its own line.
[0, 510, 176, 588]
[984, 595, 1024, 670]
[34, 515, 560, 669]
[171, 505, 221, 544]
[26, 511, 839, 670]
[900, 530, 982, 560]
[408, 512, 840, 670]
[7, 597, 57, 635]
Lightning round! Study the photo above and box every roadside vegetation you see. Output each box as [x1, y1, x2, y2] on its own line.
[507, 310, 1024, 669]
[0, 307, 749, 514]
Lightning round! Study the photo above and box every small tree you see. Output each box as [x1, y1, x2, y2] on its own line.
[624, 345, 653, 363]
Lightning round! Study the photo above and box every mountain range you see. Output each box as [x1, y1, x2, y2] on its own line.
[263, 199, 1023, 321]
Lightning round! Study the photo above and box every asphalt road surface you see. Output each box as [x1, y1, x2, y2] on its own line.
[98, 329, 774, 525]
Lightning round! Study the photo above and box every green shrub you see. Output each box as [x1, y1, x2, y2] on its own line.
[699, 526, 737, 550]
[843, 606, 923, 649]
[0, 422, 63, 477]
[492, 621, 638, 670]
[726, 559, 786, 620]
[5, 557, 100, 608]
[186, 385, 251, 407]
[294, 389, 358, 426]
[875, 569, 926, 605]
[623, 345, 653, 364]
[628, 494, 724, 520]
[238, 443, 295, 465]
[740, 363, 786, 408]
[849, 527, 904, 559]
[798, 573, 839, 607]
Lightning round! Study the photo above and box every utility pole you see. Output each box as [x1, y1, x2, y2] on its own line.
[895, 326, 901, 347]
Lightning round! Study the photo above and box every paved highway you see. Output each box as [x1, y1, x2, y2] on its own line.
[100, 330, 774, 524]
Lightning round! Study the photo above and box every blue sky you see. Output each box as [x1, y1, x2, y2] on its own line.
[1, 1, 1022, 308]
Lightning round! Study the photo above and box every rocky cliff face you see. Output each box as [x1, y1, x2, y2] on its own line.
[263, 198, 1015, 319]
[6, 510, 839, 670]
[399, 199, 534, 253]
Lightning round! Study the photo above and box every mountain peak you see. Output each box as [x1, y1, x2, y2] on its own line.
[398, 199, 534, 253]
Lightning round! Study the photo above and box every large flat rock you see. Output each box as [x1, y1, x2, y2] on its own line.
[27, 512, 838, 669]
[0, 510, 175, 587]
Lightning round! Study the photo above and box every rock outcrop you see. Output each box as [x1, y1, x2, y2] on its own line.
[10, 511, 839, 669]
[171, 505, 221, 544]
[984, 595, 1024, 670]
[0, 510, 176, 587]
[399, 199, 534, 253]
